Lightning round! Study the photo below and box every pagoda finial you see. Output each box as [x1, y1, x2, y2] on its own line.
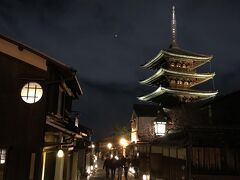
[171, 6, 177, 46]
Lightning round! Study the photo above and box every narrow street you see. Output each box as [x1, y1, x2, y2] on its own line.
[86, 160, 135, 180]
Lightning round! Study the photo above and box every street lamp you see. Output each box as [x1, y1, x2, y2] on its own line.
[107, 143, 113, 157]
[120, 138, 128, 147]
[119, 138, 128, 157]
[107, 143, 112, 150]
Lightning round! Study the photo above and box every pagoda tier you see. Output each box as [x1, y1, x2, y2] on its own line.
[140, 68, 215, 88]
[142, 47, 213, 71]
[138, 86, 218, 104]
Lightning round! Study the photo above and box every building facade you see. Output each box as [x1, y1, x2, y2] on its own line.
[129, 104, 240, 179]
[0, 34, 91, 180]
[130, 104, 160, 143]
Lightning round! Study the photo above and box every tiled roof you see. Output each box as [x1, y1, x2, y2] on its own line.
[164, 46, 212, 59]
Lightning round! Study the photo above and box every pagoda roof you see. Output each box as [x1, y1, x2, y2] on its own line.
[140, 68, 215, 86]
[142, 46, 212, 69]
[164, 46, 212, 59]
[138, 86, 218, 104]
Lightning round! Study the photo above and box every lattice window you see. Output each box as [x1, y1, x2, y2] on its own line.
[21, 82, 43, 104]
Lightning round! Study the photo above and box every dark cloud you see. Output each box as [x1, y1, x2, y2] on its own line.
[1, 0, 240, 138]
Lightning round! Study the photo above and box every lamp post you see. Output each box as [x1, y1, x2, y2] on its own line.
[90, 143, 95, 173]
[54, 149, 65, 180]
[106, 143, 112, 157]
[119, 138, 128, 157]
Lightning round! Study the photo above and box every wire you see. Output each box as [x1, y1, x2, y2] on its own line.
[209, 61, 215, 90]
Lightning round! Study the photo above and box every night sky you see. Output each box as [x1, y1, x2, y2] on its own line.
[1, 0, 240, 139]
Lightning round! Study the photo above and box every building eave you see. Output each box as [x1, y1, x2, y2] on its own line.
[0, 33, 85, 98]
[0, 33, 73, 71]
[138, 86, 218, 102]
[140, 68, 215, 85]
[46, 115, 82, 139]
[141, 48, 213, 70]
[141, 50, 164, 69]
[74, 75, 83, 96]
[162, 48, 213, 60]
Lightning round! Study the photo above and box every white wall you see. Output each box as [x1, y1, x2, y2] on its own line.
[137, 116, 155, 141]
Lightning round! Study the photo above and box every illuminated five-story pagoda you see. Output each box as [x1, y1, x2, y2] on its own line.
[138, 6, 218, 107]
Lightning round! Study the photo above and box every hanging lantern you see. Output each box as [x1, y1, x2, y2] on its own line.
[153, 106, 168, 136]
[154, 119, 166, 136]
[56, 149, 64, 158]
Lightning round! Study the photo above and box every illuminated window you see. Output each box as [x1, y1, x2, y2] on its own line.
[0, 149, 6, 180]
[176, 63, 181, 68]
[142, 174, 150, 180]
[0, 149, 6, 164]
[177, 80, 182, 85]
[184, 81, 189, 86]
[75, 117, 79, 127]
[21, 82, 43, 104]
[154, 122, 166, 136]
[170, 79, 176, 84]
[131, 132, 138, 143]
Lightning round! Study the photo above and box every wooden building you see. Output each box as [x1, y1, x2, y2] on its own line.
[130, 104, 162, 143]
[200, 90, 240, 127]
[129, 103, 240, 179]
[0, 34, 92, 180]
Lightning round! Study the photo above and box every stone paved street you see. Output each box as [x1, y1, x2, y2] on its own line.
[85, 160, 136, 180]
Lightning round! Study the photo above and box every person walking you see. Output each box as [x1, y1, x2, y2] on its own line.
[123, 155, 130, 179]
[110, 157, 117, 179]
[117, 156, 124, 180]
[103, 156, 111, 178]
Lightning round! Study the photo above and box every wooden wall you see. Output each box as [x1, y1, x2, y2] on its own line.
[0, 53, 47, 180]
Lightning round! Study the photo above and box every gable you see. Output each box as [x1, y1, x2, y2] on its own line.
[0, 36, 47, 71]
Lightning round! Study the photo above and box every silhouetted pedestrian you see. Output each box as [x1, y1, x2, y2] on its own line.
[103, 156, 111, 178]
[123, 155, 130, 179]
[110, 157, 117, 179]
[117, 156, 124, 180]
